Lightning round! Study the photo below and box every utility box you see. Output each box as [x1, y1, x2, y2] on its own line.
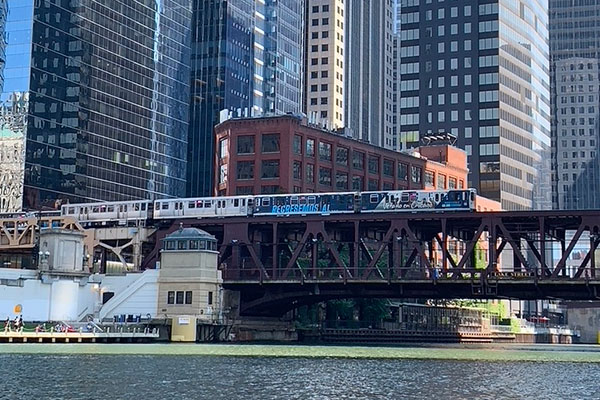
[171, 316, 197, 342]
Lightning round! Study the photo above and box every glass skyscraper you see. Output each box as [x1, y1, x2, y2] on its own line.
[397, 0, 551, 210]
[0, 0, 192, 210]
[550, 0, 600, 210]
[187, 0, 304, 197]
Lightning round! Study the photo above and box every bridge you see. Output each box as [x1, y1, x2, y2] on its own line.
[3, 210, 600, 316]
[145, 210, 600, 315]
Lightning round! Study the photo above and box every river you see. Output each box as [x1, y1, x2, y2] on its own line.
[0, 344, 598, 399]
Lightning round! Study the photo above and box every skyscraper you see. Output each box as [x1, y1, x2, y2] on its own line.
[397, 0, 551, 210]
[303, 0, 393, 149]
[550, 0, 600, 210]
[187, 0, 304, 197]
[0, 0, 192, 211]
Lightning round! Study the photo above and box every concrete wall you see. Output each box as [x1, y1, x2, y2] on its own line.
[0, 269, 92, 321]
[567, 306, 600, 344]
[97, 270, 158, 321]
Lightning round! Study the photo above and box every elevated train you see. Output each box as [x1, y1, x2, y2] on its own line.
[58, 189, 477, 226]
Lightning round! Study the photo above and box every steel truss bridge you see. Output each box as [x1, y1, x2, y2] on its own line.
[144, 210, 600, 315]
[4, 210, 600, 316]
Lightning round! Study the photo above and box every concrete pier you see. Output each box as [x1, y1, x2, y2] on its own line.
[0, 329, 160, 343]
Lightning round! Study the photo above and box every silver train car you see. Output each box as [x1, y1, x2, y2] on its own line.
[61, 200, 152, 225]
[58, 189, 477, 226]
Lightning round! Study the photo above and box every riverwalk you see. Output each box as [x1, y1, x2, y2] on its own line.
[0, 328, 159, 343]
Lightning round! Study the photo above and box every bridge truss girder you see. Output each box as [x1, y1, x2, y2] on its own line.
[149, 211, 600, 315]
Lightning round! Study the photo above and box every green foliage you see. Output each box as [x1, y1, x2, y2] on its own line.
[510, 317, 522, 333]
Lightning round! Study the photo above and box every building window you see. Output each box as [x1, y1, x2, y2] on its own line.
[176, 291, 184, 304]
[208, 292, 213, 305]
[336, 172, 348, 190]
[219, 138, 228, 159]
[236, 186, 253, 195]
[449, 177, 457, 189]
[261, 160, 280, 179]
[319, 142, 332, 161]
[185, 291, 192, 305]
[293, 135, 302, 155]
[237, 136, 254, 154]
[352, 176, 363, 191]
[368, 156, 379, 174]
[353, 151, 364, 170]
[236, 161, 254, 180]
[322, 17, 329, 25]
[261, 185, 280, 194]
[411, 166, 422, 184]
[437, 174, 446, 189]
[167, 291, 175, 304]
[398, 163, 408, 181]
[306, 164, 315, 183]
[319, 167, 332, 186]
[261, 134, 280, 153]
[383, 159, 394, 177]
[425, 170, 435, 187]
[306, 139, 315, 157]
[293, 161, 302, 180]
[336, 147, 348, 166]
[368, 179, 379, 190]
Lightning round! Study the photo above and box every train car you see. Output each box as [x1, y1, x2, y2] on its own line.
[360, 189, 475, 213]
[153, 196, 253, 219]
[253, 192, 356, 216]
[61, 200, 151, 225]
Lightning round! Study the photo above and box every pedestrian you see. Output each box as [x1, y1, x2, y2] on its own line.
[3, 317, 9, 333]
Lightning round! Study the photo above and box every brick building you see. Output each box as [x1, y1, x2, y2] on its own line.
[213, 115, 468, 196]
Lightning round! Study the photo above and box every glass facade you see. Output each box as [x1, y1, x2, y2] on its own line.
[0, 0, 192, 210]
[550, 0, 600, 210]
[397, 0, 551, 210]
[187, 0, 304, 197]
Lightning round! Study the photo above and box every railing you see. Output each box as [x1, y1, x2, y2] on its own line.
[222, 265, 596, 282]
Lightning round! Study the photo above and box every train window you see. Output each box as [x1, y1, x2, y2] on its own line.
[401, 193, 409, 202]
[141, 203, 146, 211]
[92, 207, 99, 213]
[107, 206, 115, 212]
[84, 208, 88, 214]
[299, 197, 307, 205]
[188, 201, 195, 209]
[370, 194, 379, 203]
[241, 199, 245, 206]
[435, 194, 440, 202]
[234, 199, 239, 207]
[290, 197, 298, 205]
[162, 203, 169, 210]
[470, 191, 475, 202]
[308, 196, 316, 204]
[68, 207, 75, 215]
[196, 201, 203, 208]
[262, 198, 270, 207]
[156, 202, 160, 210]
[134, 204, 140, 211]
[124, 205, 128, 212]
[204, 201, 211, 208]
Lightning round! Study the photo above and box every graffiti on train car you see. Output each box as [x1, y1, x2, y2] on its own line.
[271, 204, 329, 214]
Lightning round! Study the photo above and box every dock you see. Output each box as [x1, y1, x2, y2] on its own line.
[0, 328, 160, 343]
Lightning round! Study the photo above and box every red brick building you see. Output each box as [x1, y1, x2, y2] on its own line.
[213, 115, 469, 196]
